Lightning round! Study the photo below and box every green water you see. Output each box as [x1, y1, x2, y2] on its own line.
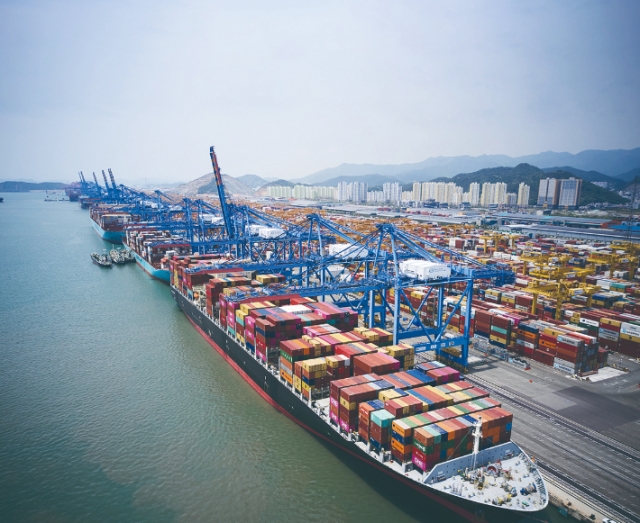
[0, 193, 558, 523]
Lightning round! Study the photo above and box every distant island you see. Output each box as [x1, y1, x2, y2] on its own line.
[0, 181, 68, 192]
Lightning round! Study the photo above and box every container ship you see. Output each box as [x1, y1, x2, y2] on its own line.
[169, 257, 548, 521]
[90, 206, 134, 243]
[123, 228, 191, 282]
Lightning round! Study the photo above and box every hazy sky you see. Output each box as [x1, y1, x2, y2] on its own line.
[1, 0, 639, 184]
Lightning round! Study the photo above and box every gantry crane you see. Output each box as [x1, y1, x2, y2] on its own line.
[525, 279, 600, 319]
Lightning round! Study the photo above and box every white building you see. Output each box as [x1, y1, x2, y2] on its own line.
[367, 190, 385, 203]
[383, 182, 402, 202]
[412, 182, 422, 201]
[558, 178, 582, 209]
[480, 182, 508, 206]
[537, 178, 560, 207]
[469, 182, 480, 206]
[267, 185, 293, 198]
[517, 183, 530, 207]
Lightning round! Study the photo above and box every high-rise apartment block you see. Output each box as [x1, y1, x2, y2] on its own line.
[412, 182, 422, 202]
[480, 182, 508, 206]
[469, 183, 480, 206]
[383, 182, 402, 202]
[558, 178, 582, 209]
[517, 183, 530, 207]
[537, 178, 560, 207]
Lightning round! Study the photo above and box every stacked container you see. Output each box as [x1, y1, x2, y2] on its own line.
[358, 399, 385, 442]
[294, 357, 329, 400]
[384, 344, 415, 370]
[353, 352, 400, 376]
[339, 380, 394, 432]
[325, 354, 351, 380]
[329, 375, 381, 426]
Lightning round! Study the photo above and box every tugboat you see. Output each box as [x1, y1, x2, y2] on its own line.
[91, 251, 112, 267]
[109, 248, 130, 264]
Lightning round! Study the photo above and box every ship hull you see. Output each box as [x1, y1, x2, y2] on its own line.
[172, 288, 539, 522]
[124, 245, 170, 283]
[91, 219, 124, 244]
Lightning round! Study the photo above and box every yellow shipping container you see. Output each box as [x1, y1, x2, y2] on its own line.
[379, 389, 403, 402]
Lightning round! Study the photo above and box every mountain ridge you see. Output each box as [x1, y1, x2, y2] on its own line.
[291, 147, 640, 184]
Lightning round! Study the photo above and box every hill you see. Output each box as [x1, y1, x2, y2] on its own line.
[615, 167, 640, 184]
[197, 175, 255, 197]
[291, 147, 640, 185]
[259, 179, 294, 189]
[0, 181, 68, 192]
[236, 174, 268, 189]
[431, 163, 627, 206]
[173, 172, 255, 197]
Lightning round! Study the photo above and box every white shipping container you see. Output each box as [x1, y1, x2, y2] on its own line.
[258, 227, 285, 239]
[328, 243, 369, 259]
[280, 305, 313, 315]
[399, 260, 452, 280]
[247, 224, 266, 236]
[557, 334, 582, 347]
[554, 362, 577, 374]
[620, 322, 640, 337]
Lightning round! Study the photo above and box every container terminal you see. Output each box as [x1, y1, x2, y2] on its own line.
[77, 149, 640, 523]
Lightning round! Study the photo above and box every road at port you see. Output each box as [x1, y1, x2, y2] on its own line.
[467, 357, 640, 523]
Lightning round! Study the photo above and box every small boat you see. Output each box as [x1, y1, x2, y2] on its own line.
[91, 252, 112, 267]
[109, 248, 129, 264]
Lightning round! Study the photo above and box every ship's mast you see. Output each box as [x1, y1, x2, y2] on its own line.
[471, 416, 482, 471]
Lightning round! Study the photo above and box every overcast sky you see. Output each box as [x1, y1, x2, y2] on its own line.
[1, 0, 639, 184]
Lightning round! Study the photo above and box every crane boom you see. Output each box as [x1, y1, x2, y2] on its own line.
[209, 146, 235, 239]
[101, 170, 110, 191]
[92, 172, 101, 192]
[108, 168, 117, 191]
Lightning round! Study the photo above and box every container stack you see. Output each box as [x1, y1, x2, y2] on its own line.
[384, 344, 415, 370]
[412, 417, 475, 472]
[307, 302, 359, 331]
[368, 409, 395, 452]
[406, 385, 453, 411]
[294, 357, 329, 400]
[317, 332, 365, 352]
[468, 407, 513, 448]
[303, 324, 342, 337]
[390, 414, 434, 463]
[515, 321, 539, 356]
[329, 375, 381, 426]
[415, 362, 461, 385]
[280, 339, 315, 386]
[333, 341, 377, 365]
[383, 370, 435, 390]
[490, 314, 513, 348]
[358, 399, 385, 442]
[325, 354, 351, 380]
[474, 310, 493, 338]
[384, 395, 424, 417]
[339, 380, 394, 432]
[255, 273, 286, 285]
[353, 327, 394, 346]
[352, 352, 400, 376]
[206, 276, 253, 315]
